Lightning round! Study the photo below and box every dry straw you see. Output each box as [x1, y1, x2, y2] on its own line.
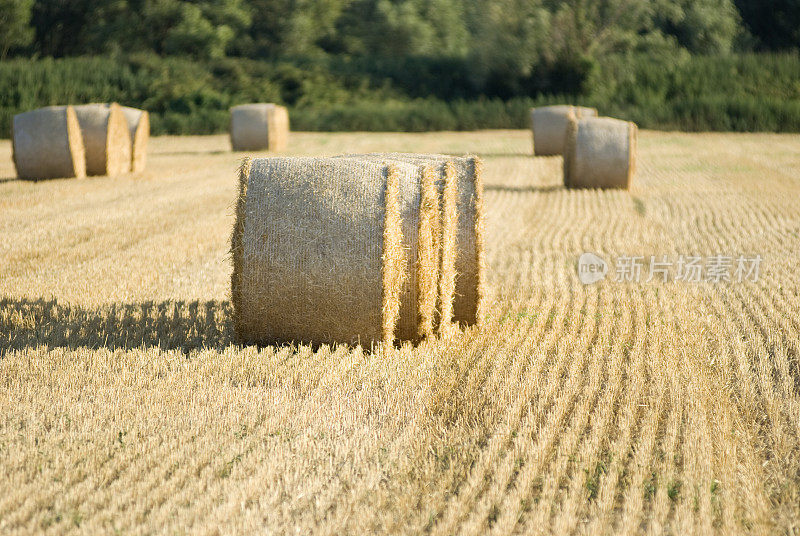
[439, 161, 459, 331]
[230, 103, 290, 152]
[406, 154, 486, 328]
[74, 103, 132, 176]
[12, 105, 86, 180]
[231, 157, 421, 347]
[531, 105, 598, 156]
[564, 116, 638, 189]
[459, 157, 486, 327]
[416, 165, 440, 338]
[335, 153, 456, 338]
[119, 106, 150, 172]
[337, 153, 485, 329]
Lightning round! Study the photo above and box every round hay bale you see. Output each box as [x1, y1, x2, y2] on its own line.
[564, 116, 638, 190]
[119, 106, 150, 172]
[531, 105, 598, 156]
[74, 103, 132, 176]
[12, 105, 86, 180]
[231, 156, 425, 348]
[230, 103, 290, 152]
[336, 153, 485, 329]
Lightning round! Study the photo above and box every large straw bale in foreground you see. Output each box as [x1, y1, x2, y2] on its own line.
[564, 116, 638, 190]
[73, 103, 132, 176]
[230, 104, 290, 152]
[232, 157, 426, 347]
[119, 106, 150, 172]
[337, 153, 485, 328]
[531, 105, 598, 156]
[12, 105, 86, 180]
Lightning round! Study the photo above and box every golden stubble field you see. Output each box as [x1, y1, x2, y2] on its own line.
[1, 130, 799, 535]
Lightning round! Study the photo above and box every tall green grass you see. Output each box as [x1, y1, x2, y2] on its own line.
[2, 53, 800, 136]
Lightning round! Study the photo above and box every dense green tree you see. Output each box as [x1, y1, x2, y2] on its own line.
[654, 0, 740, 54]
[335, 0, 468, 57]
[0, 0, 34, 59]
[28, 0, 250, 58]
[244, 0, 350, 57]
[164, 3, 227, 58]
[466, 0, 549, 95]
[30, 0, 95, 56]
[16, 0, 765, 60]
[735, 0, 800, 51]
[544, 0, 662, 60]
[159, 0, 251, 58]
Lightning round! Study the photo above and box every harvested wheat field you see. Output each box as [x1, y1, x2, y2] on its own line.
[1, 130, 799, 535]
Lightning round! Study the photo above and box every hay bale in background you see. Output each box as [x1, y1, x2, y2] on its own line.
[12, 105, 86, 180]
[74, 103, 132, 176]
[119, 106, 150, 172]
[337, 153, 485, 329]
[270, 105, 290, 151]
[230, 103, 290, 152]
[575, 106, 598, 119]
[564, 116, 638, 189]
[531, 105, 598, 156]
[231, 157, 426, 347]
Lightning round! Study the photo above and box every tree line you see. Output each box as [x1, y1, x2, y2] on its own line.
[1, 1, 798, 96]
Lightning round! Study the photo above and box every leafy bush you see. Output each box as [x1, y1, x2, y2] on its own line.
[2, 53, 800, 136]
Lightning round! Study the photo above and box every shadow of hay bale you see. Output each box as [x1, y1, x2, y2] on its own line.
[0, 298, 234, 355]
[0, 298, 411, 354]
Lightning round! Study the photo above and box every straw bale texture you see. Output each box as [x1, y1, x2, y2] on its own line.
[399, 154, 485, 328]
[438, 161, 459, 332]
[458, 157, 485, 327]
[338, 153, 484, 328]
[564, 116, 638, 189]
[416, 165, 440, 338]
[120, 106, 150, 172]
[11, 105, 86, 180]
[334, 155, 450, 330]
[332, 154, 441, 341]
[231, 157, 419, 347]
[74, 103, 132, 176]
[531, 105, 598, 156]
[230, 104, 290, 152]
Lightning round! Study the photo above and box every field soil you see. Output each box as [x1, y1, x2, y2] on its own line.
[1, 130, 799, 534]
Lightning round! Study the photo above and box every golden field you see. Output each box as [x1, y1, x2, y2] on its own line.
[0, 130, 799, 535]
